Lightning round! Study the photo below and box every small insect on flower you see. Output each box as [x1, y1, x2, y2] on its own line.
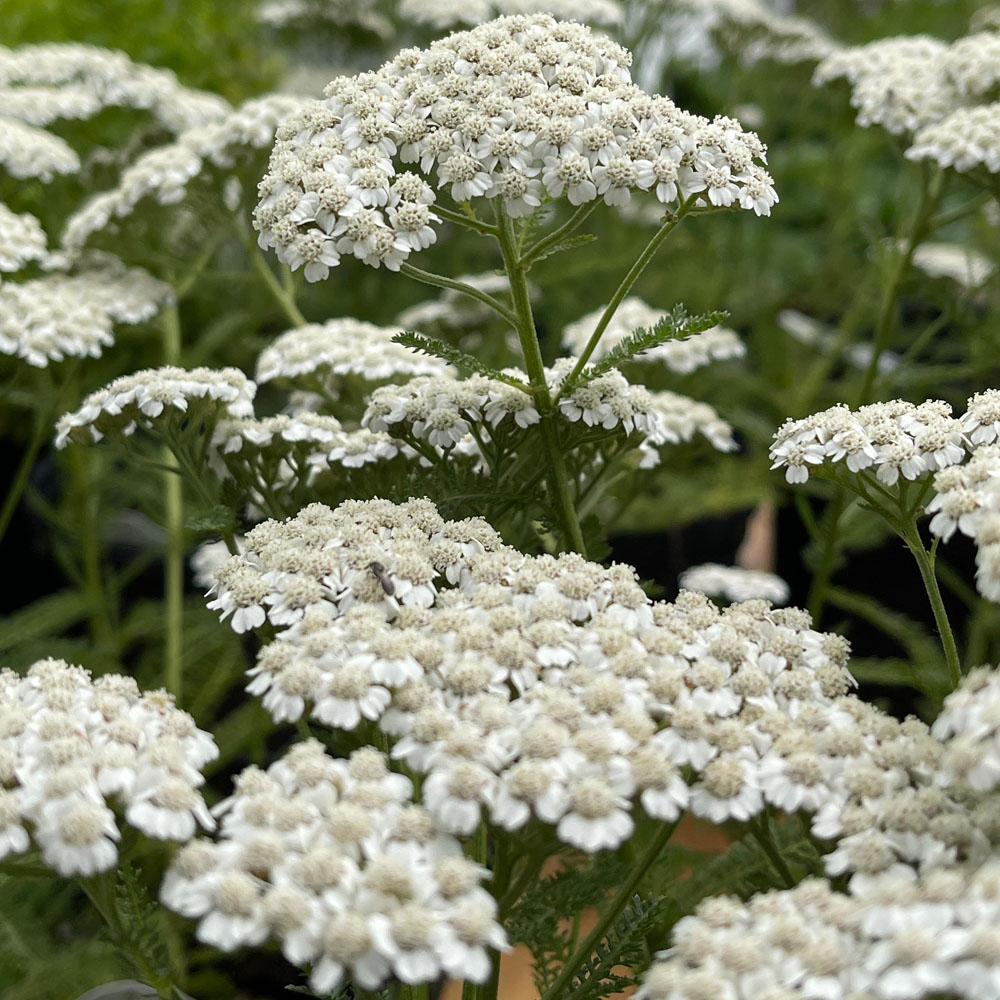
[369, 561, 396, 596]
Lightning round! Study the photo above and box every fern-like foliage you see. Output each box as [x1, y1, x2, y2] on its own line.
[655, 818, 824, 933]
[528, 232, 597, 266]
[392, 332, 529, 387]
[563, 894, 663, 1000]
[563, 307, 727, 392]
[505, 852, 630, 994]
[111, 865, 172, 988]
[286, 983, 387, 999]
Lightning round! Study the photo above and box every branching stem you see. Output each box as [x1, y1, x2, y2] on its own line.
[559, 198, 695, 392]
[399, 262, 518, 328]
[494, 203, 587, 555]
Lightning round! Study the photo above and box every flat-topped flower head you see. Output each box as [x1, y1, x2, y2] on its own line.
[0, 658, 216, 877]
[679, 565, 789, 605]
[55, 365, 256, 448]
[0, 118, 80, 181]
[770, 399, 965, 486]
[0, 42, 230, 133]
[815, 31, 1000, 174]
[397, 0, 623, 30]
[256, 0, 392, 36]
[0, 255, 172, 368]
[933, 667, 1000, 792]
[201, 497, 990, 871]
[911, 242, 995, 288]
[638, 859, 1000, 1000]
[670, 0, 837, 65]
[255, 318, 448, 387]
[254, 14, 776, 278]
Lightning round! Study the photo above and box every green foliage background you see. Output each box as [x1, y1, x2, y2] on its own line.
[0, 0, 998, 996]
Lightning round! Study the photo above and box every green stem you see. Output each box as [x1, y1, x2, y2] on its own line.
[250, 249, 307, 327]
[521, 202, 599, 267]
[162, 305, 184, 703]
[494, 203, 587, 555]
[855, 167, 945, 404]
[927, 192, 989, 231]
[537, 817, 681, 1000]
[560, 198, 694, 391]
[433, 203, 498, 235]
[0, 400, 48, 548]
[901, 523, 962, 690]
[399, 262, 518, 328]
[72, 449, 117, 653]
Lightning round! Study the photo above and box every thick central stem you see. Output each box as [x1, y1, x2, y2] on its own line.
[494, 204, 587, 555]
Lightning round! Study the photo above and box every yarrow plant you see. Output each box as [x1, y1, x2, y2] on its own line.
[2, 4, 1000, 1000]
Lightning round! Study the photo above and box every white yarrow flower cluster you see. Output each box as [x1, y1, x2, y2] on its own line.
[679, 563, 789, 605]
[253, 14, 776, 278]
[815, 31, 1000, 173]
[211, 414, 405, 514]
[396, 0, 623, 31]
[562, 297, 744, 373]
[161, 740, 507, 992]
[0, 659, 217, 876]
[925, 395, 1000, 601]
[255, 318, 449, 386]
[61, 95, 305, 252]
[0, 43, 230, 132]
[670, 0, 838, 65]
[933, 667, 1000, 792]
[911, 242, 995, 288]
[257, 0, 392, 35]
[638, 860, 1000, 1000]
[364, 373, 539, 450]
[0, 203, 48, 273]
[0, 257, 173, 368]
[639, 389, 737, 463]
[0, 117, 80, 181]
[204, 498, 990, 871]
[55, 366, 256, 448]
[907, 102, 1000, 174]
[770, 399, 965, 486]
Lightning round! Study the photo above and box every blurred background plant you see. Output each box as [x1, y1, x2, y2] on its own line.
[1, 0, 999, 997]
